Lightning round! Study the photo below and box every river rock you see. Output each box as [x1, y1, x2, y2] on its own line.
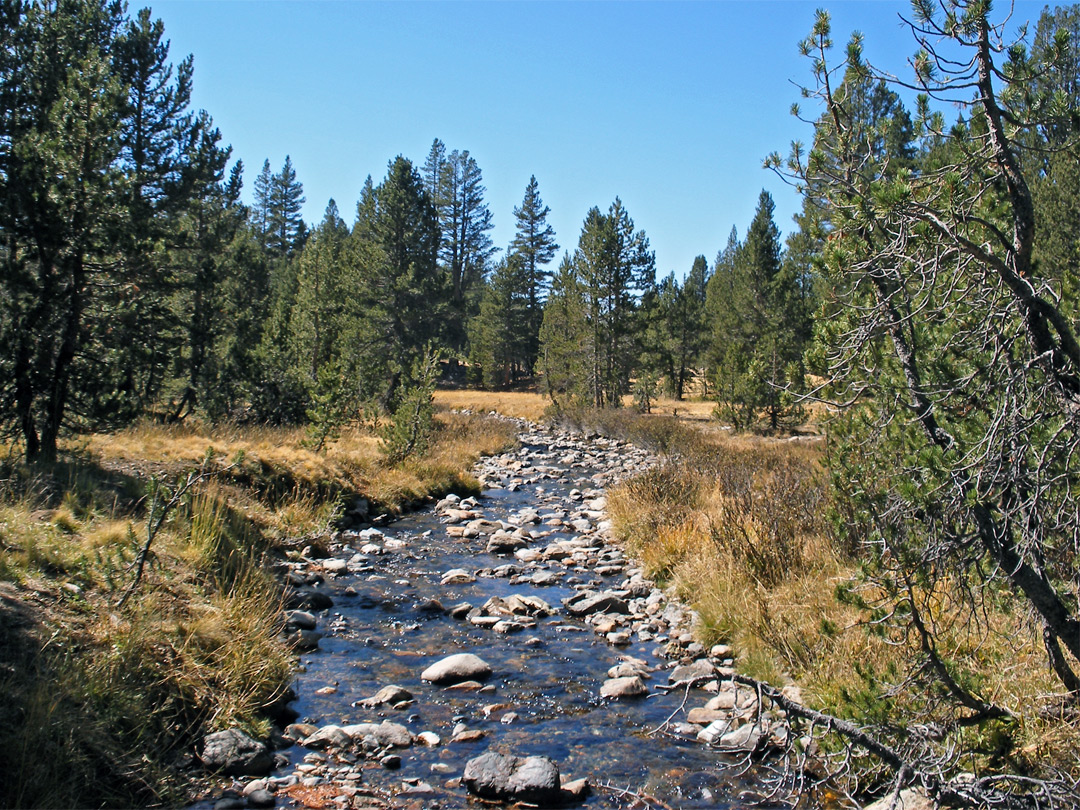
[713, 722, 765, 753]
[451, 728, 487, 743]
[287, 629, 322, 651]
[669, 659, 716, 684]
[485, 593, 554, 617]
[358, 684, 413, 708]
[600, 676, 648, 698]
[302, 724, 351, 749]
[242, 780, 269, 796]
[341, 721, 413, 748]
[245, 788, 275, 808]
[561, 777, 592, 802]
[510, 508, 541, 525]
[441, 568, 475, 585]
[462, 751, 562, 805]
[529, 570, 558, 586]
[284, 588, 333, 611]
[415, 598, 446, 614]
[200, 728, 273, 776]
[686, 707, 731, 725]
[607, 660, 651, 679]
[416, 731, 441, 746]
[563, 590, 630, 617]
[322, 558, 348, 574]
[487, 534, 527, 554]
[283, 723, 317, 742]
[421, 652, 492, 684]
[283, 610, 317, 630]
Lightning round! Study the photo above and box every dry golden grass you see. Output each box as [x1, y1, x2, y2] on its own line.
[433, 388, 550, 421]
[83, 421, 378, 488]
[78, 409, 516, 535]
[0, 407, 517, 806]
[621, 394, 717, 421]
[604, 411, 1077, 786]
[0, 486, 291, 807]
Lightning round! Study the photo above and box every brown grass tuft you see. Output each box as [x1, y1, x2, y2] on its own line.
[0, 407, 516, 806]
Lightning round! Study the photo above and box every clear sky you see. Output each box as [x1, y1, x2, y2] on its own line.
[147, 0, 1054, 278]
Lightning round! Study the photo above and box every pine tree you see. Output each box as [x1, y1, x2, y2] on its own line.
[539, 254, 589, 410]
[354, 156, 445, 408]
[673, 256, 710, 399]
[510, 175, 559, 373]
[353, 174, 377, 240]
[434, 148, 497, 354]
[541, 200, 654, 408]
[469, 254, 530, 388]
[706, 192, 808, 431]
[165, 113, 240, 421]
[1, 0, 129, 461]
[208, 182, 273, 420]
[636, 273, 679, 396]
[251, 158, 274, 248]
[268, 154, 306, 257]
[291, 199, 352, 382]
[639, 256, 710, 401]
[421, 138, 446, 204]
[107, 6, 198, 413]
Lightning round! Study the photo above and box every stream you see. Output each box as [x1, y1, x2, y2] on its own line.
[221, 420, 783, 810]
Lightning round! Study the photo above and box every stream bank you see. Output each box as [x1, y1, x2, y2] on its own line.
[199, 418, 790, 810]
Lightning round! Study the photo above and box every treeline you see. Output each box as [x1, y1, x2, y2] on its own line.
[0, 0, 819, 467]
[6, 0, 1080, 470]
[0, 0, 551, 462]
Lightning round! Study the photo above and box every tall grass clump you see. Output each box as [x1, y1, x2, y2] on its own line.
[0, 467, 292, 807]
[607, 408, 1078, 790]
[606, 420, 862, 689]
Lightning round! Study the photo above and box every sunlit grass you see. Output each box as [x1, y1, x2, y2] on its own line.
[603, 410, 1077, 785]
[433, 388, 549, 421]
[0, 407, 517, 806]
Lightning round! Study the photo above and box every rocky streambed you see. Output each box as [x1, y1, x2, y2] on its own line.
[199, 419, 794, 810]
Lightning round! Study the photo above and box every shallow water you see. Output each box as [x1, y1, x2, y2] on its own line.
[280, 427, 779, 809]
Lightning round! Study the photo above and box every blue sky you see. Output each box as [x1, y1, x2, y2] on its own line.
[148, 0, 1054, 278]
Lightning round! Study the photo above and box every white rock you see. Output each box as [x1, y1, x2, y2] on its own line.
[421, 653, 492, 684]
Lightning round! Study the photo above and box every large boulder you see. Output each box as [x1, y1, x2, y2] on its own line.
[421, 653, 492, 685]
[200, 728, 273, 776]
[463, 751, 562, 805]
